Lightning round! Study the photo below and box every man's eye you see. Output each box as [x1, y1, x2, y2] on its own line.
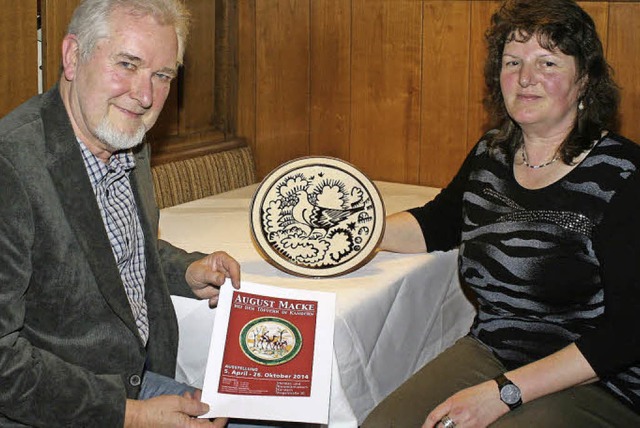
[156, 73, 173, 82]
[120, 62, 136, 70]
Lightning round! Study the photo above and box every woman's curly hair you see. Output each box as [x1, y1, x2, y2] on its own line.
[484, 0, 619, 163]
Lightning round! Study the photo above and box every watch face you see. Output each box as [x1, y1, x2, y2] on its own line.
[500, 384, 521, 405]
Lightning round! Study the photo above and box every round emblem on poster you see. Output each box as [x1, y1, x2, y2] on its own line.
[240, 317, 302, 366]
[250, 156, 385, 277]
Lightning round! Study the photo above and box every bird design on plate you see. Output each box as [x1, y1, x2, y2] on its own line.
[291, 188, 365, 236]
[259, 171, 376, 269]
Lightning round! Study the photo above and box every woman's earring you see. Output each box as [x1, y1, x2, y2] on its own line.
[578, 100, 585, 111]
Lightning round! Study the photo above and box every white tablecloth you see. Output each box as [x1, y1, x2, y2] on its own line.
[160, 181, 476, 426]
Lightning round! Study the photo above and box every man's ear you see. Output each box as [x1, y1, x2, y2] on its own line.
[61, 34, 80, 81]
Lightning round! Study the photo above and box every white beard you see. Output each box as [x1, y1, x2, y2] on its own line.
[95, 117, 147, 151]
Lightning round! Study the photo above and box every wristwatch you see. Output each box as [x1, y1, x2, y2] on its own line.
[494, 374, 522, 410]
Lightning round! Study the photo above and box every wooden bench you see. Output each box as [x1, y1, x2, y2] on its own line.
[151, 145, 257, 209]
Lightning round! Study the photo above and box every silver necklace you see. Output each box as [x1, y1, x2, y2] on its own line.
[521, 147, 560, 169]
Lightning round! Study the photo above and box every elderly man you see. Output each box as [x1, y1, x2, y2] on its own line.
[0, 0, 237, 426]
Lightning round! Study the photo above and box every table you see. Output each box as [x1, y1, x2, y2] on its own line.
[160, 181, 476, 427]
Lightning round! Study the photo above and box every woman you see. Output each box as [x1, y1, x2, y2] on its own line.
[362, 0, 640, 427]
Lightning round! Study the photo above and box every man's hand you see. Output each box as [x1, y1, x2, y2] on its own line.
[184, 390, 229, 428]
[185, 251, 241, 306]
[124, 394, 227, 427]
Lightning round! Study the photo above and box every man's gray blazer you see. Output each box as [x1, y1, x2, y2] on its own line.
[0, 87, 204, 426]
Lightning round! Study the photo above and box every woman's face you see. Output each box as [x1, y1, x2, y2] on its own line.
[500, 35, 583, 138]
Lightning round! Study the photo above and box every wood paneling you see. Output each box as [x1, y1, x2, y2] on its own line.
[180, 0, 216, 133]
[350, 0, 423, 183]
[41, 0, 81, 91]
[237, 0, 257, 158]
[4, 1, 640, 182]
[607, 2, 640, 143]
[421, 1, 471, 186]
[238, 0, 640, 188]
[467, 1, 500, 152]
[254, 0, 310, 178]
[309, 0, 352, 160]
[0, 0, 38, 118]
[214, 0, 238, 135]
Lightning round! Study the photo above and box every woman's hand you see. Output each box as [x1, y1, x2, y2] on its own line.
[423, 380, 508, 428]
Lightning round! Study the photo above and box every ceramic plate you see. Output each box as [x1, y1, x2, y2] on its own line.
[250, 156, 385, 277]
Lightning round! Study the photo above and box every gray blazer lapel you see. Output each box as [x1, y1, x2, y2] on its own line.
[40, 88, 139, 335]
[131, 143, 158, 241]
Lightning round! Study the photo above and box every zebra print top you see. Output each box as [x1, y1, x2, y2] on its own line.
[409, 132, 640, 413]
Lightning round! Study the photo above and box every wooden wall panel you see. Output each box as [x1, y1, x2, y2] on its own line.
[254, 0, 310, 178]
[467, 1, 500, 153]
[0, 0, 38, 118]
[41, 0, 82, 91]
[6, 1, 640, 182]
[237, 0, 257, 156]
[607, 2, 640, 143]
[350, 0, 423, 183]
[421, 1, 471, 187]
[179, 0, 216, 133]
[309, 0, 352, 160]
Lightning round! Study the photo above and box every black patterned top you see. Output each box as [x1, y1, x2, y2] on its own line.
[409, 132, 640, 413]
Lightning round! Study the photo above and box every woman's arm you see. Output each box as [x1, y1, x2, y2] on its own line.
[506, 343, 597, 404]
[380, 212, 427, 253]
[424, 344, 597, 428]
[578, 170, 640, 376]
[385, 142, 484, 255]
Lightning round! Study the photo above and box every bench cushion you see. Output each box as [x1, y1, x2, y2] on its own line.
[151, 146, 257, 209]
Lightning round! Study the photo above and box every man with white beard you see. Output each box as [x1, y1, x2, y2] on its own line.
[0, 0, 240, 426]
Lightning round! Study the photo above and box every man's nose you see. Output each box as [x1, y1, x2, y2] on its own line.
[131, 73, 153, 108]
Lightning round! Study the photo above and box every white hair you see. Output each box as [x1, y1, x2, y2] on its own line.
[67, 0, 190, 65]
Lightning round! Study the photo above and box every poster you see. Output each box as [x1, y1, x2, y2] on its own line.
[200, 280, 336, 424]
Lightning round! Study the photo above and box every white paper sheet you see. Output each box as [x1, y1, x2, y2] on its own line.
[200, 280, 336, 424]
